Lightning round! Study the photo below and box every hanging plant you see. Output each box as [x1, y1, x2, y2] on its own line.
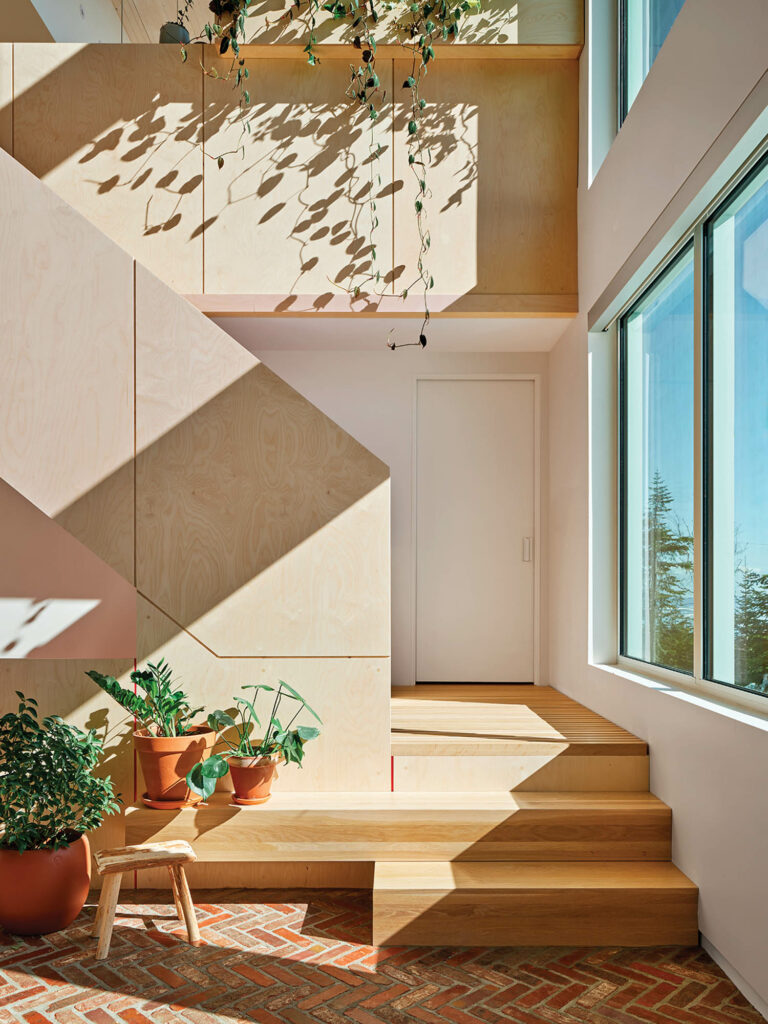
[174, 1, 254, 167]
[168, 0, 481, 346]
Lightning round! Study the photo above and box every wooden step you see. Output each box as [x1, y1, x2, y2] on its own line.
[393, 754, 650, 792]
[372, 861, 699, 947]
[391, 685, 647, 757]
[124, 791, 670, 862]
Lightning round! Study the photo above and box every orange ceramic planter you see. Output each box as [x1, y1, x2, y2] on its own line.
[228, 756, 279, 805]
[0, 833, 91, 935]
[134, 726, 216, 807]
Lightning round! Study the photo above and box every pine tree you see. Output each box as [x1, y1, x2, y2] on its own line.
[734, 566, 768, 690]
[646, 471, 693, 672]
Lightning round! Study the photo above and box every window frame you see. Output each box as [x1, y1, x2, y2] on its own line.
[618, 238, 696, 675]
[616, 147, 768, 707]
[703, 150, 768, 696]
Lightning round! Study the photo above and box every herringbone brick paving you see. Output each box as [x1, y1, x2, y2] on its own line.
[0, 890, 763, 1024]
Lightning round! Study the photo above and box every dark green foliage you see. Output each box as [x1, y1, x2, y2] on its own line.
[187, 681, 322, 799]
[645, 472, 694, 672]
[734, 567, 768, 694]
[86, 659, 203, 738]
[0, 693, 120, 852]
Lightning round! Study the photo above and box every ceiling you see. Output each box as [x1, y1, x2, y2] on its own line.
[214, 316, 574, 353]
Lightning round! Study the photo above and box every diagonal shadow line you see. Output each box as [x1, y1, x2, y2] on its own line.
[49, 355, 389, 662]
[390, 727, 569, 742]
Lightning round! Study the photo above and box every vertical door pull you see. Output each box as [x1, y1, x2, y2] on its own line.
[522, 537, 533, 562]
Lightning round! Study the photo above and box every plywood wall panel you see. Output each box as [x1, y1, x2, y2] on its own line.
[230, 0, 582, 48]
[0, 150, 134, 578]
[136, 596, 391, 794]
[393, 58, 578, 300]
[0, 45, 12, 154]
[202, 57, 394, 301]
[136, 266, 391, 656]
[0, 480, 136, 659]
[12, 43, 204, 293]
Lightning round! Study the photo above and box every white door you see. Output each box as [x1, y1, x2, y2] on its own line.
[415, 378, 536, 682]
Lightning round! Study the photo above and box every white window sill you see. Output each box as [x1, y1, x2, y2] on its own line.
[592, 660, 768, 733]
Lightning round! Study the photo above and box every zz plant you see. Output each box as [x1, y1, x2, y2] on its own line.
[0, 693, 120, 852]
[86, 659, 203, 737]
[187, 680, 322, 799]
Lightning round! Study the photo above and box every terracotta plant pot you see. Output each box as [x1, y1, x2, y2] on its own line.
[228, 756, 279, 805]
[0, 833, 91, 935]
[134, 726, 216, 808]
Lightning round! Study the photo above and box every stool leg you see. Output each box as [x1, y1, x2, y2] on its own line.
[92, 885, 105, 937]
[95, 873, 122, 961]
[168, 865, 184, 922]
[172, 864, 200, 945]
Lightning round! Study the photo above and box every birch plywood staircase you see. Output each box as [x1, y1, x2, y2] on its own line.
[126, 685, 699, 947]
[374, 685, 699, 946]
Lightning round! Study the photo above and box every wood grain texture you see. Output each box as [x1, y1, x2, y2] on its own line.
[95, 841, 197, 875]
[0, 45, 11, 154]
[0, 148, 134, 579]
[393, 754, 651, 791]
[136, 596, 391, 794]
[391, 685, 647, 755]
[135, 276, 391, 657]
[0, 479, 136, 659]
[125, 791, 671, 862]
[202, 57, 394, 298]
[393, 58, 578, 301]
[372, 861, 699, 946]
[12, 43, 204, 293]
[8, 45, 579, 313]
[140, 862, 375, 889]
[232, 0, 582, 48]
[186, 292, 580, 316]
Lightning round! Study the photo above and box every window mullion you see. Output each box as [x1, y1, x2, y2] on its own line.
[692, 223, 704, 682]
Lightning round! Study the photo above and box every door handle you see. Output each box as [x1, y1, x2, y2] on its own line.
[522, 537, 533, 562]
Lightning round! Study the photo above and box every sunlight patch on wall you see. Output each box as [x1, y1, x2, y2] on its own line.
[0, 596, 100, 658]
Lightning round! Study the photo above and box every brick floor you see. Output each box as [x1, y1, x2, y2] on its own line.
[0, 890, 763, 1023]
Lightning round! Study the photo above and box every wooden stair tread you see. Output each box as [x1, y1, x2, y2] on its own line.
[374, 860, 696, 892]
[124, 792, 671, 863]
[372, 860, 699, 946]
[391, 685, 646, 756]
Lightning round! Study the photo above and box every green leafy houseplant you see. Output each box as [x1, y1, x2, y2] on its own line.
[86, 660, 214, 809]
[86, 659, 202, 737]
[187, 680, 321, 801]
[0, 693, 120, 852]
[0, 693, 120, 935]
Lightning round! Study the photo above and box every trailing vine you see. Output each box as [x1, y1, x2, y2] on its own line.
[179, 1, 254, 166]
[174, 0, 480, 347]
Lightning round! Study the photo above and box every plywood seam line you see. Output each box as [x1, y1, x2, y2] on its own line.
[10, 44, 13, 159]
[391, 57, 395, 297]
[201, 67, 205, 295]
[137, 590, 390, 659]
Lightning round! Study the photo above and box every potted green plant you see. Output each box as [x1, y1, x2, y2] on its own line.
[160, 1, 192, 43]
[0, 693, 120, 935]
[86, 660, 214, 809]
[187, 681, 321, 805]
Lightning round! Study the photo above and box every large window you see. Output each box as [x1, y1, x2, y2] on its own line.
[620, 0, 686, 123]
[620, 245, 695, 674]
[706, 156, 768, 697]
[619, 151, 768, 702]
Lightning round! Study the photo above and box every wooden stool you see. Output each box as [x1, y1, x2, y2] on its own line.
[92, 840, 199, 960]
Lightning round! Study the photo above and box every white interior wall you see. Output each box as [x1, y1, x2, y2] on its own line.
[29, 0, 125, 42]
[246, 348, 549, 688]
[549, 0, 768, 1010]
